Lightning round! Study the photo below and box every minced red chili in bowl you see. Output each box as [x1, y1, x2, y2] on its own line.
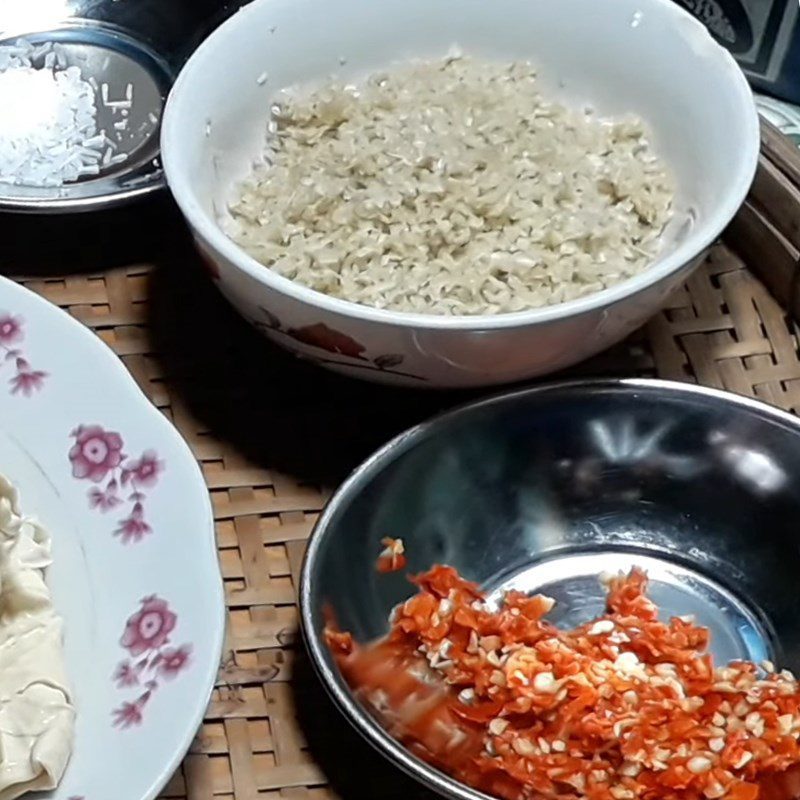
[325, 548, 800, 800]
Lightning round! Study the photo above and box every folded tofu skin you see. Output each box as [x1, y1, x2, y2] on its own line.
[0, 474, 73, 799]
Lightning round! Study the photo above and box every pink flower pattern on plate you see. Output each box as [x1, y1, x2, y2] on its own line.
[158, 645, 192, 678]
[123, 450, 161, 487]
[0, 314, 48, 397]
[121, 596, 176, 656]
[0, 315, 22, 344]
[69, 426, 164, 543]
[112, 596, 191, 728]
[115, 505, 151, 544]
[69, 426, 124, 483]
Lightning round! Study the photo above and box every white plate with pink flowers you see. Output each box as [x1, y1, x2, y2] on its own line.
[0, 275, 225, 800]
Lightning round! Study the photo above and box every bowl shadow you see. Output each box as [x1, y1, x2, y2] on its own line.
[0, 193, 188, 279]
[146, 229, 473, 486]
[146, 218, 652, 486]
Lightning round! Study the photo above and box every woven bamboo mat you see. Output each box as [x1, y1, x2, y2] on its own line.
[3, 123, 800, 800]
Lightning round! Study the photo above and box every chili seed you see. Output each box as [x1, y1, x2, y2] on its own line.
[687, 756, 713, 774]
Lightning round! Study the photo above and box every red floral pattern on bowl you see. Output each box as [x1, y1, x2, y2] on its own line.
[197, 249, 221, 281]
[112, 596, 192, 728]
[287, 322, 367, 359]
[69, 426, 163, 543]
[252, 307, 423, 380]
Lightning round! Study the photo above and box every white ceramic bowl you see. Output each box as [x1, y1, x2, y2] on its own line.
[162, 0, 759, 389]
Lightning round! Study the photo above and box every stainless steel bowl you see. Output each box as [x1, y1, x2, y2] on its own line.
[300, 378, 800, 800]
[0, 0, 246, 212]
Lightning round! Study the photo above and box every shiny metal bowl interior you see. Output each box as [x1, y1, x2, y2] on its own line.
[0, 0, 246, 212]
[301, 378, 800, 800]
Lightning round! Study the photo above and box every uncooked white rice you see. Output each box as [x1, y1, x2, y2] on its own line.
[0, 40, 103, 188]
[228, 56, 674, 316]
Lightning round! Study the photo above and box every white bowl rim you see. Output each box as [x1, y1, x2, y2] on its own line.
[162, 0, 760, 332]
